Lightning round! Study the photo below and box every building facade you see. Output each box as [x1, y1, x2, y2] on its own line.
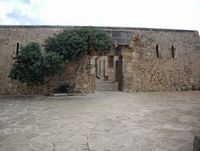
[0, 26, 200, 94]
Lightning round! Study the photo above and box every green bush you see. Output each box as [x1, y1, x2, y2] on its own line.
[9, 27, 114, 87]
[44, 27, 114, 61]
[9, 42, 64, 86]
[43, 52, 65, 77]
[9, 42, 44, 85]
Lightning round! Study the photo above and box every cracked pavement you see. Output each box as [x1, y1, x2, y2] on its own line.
[0, 91, 200, 151]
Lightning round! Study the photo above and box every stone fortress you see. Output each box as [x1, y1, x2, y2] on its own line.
[0, 26, 200, 95]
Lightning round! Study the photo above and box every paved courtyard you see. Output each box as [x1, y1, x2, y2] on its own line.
[0, 91, 200, 151]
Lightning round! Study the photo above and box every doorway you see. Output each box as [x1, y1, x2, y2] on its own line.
[92, 55, 122, 91]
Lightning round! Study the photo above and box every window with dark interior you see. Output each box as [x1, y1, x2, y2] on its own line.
[171, 45, 175, 59]
[156, 44, 159, 58]
[16, 43, 19, 56]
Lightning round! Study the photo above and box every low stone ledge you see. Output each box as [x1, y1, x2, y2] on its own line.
[51, 93, 85, 96]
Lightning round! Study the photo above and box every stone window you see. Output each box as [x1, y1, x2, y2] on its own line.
[156, 44, 159, 58]
[108, 56, 114, 68]
[171, 45, 175, 59]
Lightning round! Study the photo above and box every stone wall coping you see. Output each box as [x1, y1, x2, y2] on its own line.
[0, 25, 197, 33]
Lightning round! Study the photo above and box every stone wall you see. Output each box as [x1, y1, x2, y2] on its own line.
[121, 30, 200, 92]
[1, 55, 95, 95]
[0, 26, 95, 95]
[0, 26, 200, 94]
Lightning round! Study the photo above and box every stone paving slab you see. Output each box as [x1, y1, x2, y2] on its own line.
[0, 91, 200, 151]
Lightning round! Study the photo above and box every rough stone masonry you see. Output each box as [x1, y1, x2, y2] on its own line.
[0, 26, 200, 95]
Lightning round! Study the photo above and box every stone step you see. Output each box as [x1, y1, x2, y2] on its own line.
[96, 80, 118, 91]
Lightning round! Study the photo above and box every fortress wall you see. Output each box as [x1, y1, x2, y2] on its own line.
[0, 26, 200, 94]
[0, 26, 95, 95]
[121, 30, 200, 92]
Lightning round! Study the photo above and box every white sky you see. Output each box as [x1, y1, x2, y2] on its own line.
[0, 0, 200, 32]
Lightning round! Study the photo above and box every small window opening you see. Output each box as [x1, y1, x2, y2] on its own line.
[156, 44, 159, 58]
[171, 45, 175, 59]
[16, 43, 19, 56]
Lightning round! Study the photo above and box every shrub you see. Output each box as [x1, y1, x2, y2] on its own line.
[43, 52, 65, 77]
[9, 42, 65, 85]
[9, 42, 44, 85]
[44, 27, 114, 61]
[9, 27, 114, 89]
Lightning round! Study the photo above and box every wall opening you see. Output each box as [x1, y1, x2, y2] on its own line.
[171, 45, 175, 59]
[16, 43, 19, 56]
[92, 55, 122, 91]
[156, 44, 159, 58]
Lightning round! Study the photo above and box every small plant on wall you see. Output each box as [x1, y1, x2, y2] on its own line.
[9, 27, 114, 91]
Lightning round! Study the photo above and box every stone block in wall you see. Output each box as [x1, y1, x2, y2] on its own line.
[122, 83, 132, 92]
[132, 52, 140, 62]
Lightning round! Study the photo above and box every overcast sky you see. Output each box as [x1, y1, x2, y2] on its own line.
[0, 0, 200, 32]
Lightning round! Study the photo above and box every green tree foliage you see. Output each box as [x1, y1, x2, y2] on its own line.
[9, 27, 114, 87]
[43, 52, 65, 77]
[9, 42, 44, 85]
[44, 27, 115, 90]
[9, 42, 64, 86]
[44, 27, 114, 61]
